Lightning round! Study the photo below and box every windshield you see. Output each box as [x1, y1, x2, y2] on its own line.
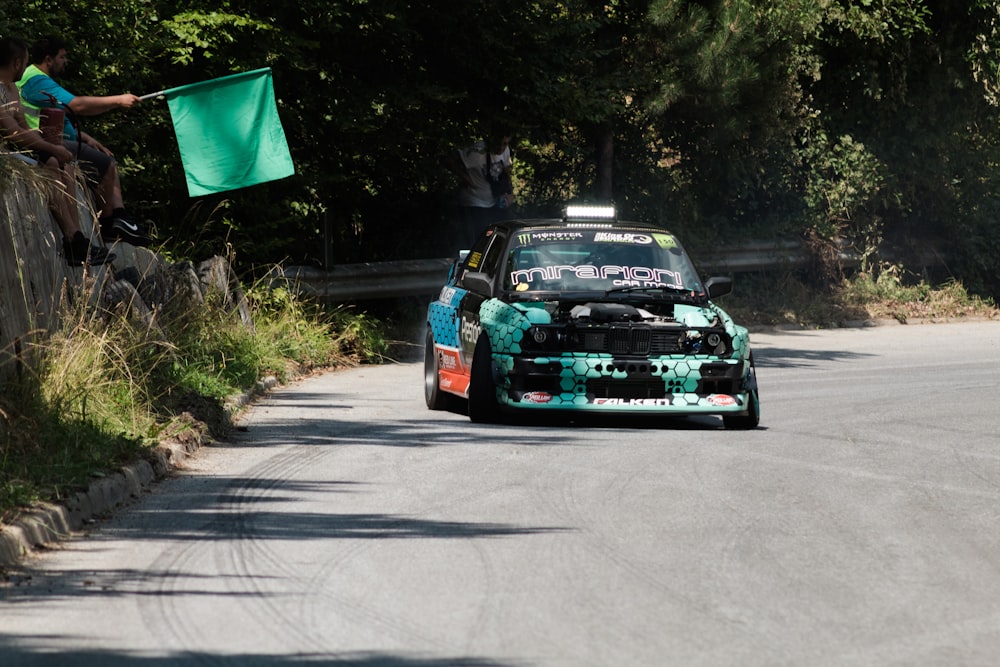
[504, 228, 704, 295]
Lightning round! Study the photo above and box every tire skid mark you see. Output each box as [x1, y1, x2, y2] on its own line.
[526, 461, 746, 651]
[136, 441, 340, 658]
[221, 442, 344, 655]
[300, 540, 460, 651]
[295, 486, 503, 654]
[519, 468, 662, 658]
[221, 433, 478, 654]
[137, 510, 247, 665]
[222, 406, 492, 654]
[461, 538, 499, 654]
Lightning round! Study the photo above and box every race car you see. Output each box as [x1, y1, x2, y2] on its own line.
[424, 205, 759, 428]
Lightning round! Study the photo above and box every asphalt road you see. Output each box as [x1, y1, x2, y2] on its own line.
[1, 320, 999, 666]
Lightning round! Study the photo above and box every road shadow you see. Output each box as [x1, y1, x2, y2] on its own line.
[752, 345, 873, 369]
[0, 642, 520, 667]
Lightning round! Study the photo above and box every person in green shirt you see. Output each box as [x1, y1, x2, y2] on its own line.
[18, 35, 151, 246]
[1, 36, 113, 266]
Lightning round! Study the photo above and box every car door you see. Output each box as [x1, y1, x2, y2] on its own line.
[454, 229, 508, 366]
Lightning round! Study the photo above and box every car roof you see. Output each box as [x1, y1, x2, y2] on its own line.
[492, 218, 673, 234]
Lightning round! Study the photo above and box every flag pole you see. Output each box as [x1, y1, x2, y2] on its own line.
[140, 69, 273, 102]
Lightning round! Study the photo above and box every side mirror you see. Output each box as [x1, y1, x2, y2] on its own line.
[705, 276, 733, 299]
[463, 271, 495, 297]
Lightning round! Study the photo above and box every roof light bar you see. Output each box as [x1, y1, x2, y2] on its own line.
[564, 205, 617, 220]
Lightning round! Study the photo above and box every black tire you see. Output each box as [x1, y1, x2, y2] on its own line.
[467, 335, 500, 423]
[424, 328, 449, 410]
[723, 355, 760, 430]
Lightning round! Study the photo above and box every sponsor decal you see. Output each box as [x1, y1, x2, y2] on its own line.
[521, 391, 553, 403]
[437, 348, 461, 371]
[593, 232, 654, 244]
[460, 315, 482, 345]
[653, 233, 678, 249]
[593, 398, 672, 406]
[466, 251, 483, 269]
[708, 394, 737, 406]
[440, 286, 457, 303]
[518, 231, 586, 245]
[509, 264, 682, 288]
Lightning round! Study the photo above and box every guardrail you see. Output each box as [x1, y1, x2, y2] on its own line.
[278, 241, 849, 301]
[280, 258, 458, 301]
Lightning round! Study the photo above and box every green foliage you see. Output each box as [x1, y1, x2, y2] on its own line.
[0, 266, 387, 521]
[840, 264, 997, 323]
[720, 266, 997, 329]
[969, 1, 1000, 106]
[3, 0, 1000, 299]
[162, 11, 273, 65]
[798, 132, 887, 267]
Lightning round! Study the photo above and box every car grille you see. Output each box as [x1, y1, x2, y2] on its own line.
[574, 326, 684, 355]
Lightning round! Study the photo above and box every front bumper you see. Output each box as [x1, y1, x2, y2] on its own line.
[494, 353, 752, 414]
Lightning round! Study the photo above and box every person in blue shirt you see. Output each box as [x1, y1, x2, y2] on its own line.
[1, 36, 113, 266]
[17, 35, 152, 246]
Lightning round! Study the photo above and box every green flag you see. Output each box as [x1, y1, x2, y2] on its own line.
[163, 68, 294, 197]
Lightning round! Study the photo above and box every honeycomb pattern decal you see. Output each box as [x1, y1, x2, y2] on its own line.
[486, 351, 745, 409]
[434, 291, 753, 415]
[421, 224, 758, 422]
[475, 300, 750, 412]
[480, 298, 528, 354]
[427, 286, 466, 347]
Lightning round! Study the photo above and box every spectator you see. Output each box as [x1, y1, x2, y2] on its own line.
[441, 122, 515, 250]
[17, 35, 152, 246]
[0, 36, 113, 266]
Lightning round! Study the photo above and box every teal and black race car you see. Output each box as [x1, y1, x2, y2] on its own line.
[424, 206, 760, 429]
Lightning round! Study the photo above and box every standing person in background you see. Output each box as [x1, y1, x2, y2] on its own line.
[17, 35, 152, 246]
[0, 36, 113, 266]
[442, 122, 515, 250]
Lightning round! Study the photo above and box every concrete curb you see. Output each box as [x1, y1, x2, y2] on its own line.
[0, 375, 280, 568]
[0, 439, 197, 567]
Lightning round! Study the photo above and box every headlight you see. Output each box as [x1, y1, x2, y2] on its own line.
[522, 326, 552, 350]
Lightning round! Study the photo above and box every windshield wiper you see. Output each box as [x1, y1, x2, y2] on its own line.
[604, 285, 697, 298]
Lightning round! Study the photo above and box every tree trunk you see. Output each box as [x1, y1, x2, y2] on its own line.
[595, 121, 614, 202]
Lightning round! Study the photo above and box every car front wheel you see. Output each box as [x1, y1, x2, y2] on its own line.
[723, 355, 760, 430]
[467, 335, 500, 424]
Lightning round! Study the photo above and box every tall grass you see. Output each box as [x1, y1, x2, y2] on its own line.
[838, 265, 996, 323]
[720, 265, 997, 328]
[0, 270, 387, 523]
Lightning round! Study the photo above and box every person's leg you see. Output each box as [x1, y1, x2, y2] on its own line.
[460, 206, 495, 250]
[64, 140, 118, 217]
[66, 141, 152, 246]
[40, 157, 114, 266]
[96, 160, 125, 218]
[40, 157, 80, 239]
[456, 206, 475, 253]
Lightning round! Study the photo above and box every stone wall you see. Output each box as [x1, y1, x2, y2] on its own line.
[1, 157, 248, 384]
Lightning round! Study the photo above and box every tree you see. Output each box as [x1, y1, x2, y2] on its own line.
[4, 0, 1000, 298]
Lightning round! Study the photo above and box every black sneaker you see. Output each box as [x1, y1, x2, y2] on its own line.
[101, 215, 154, 247]
[64, 232, 116, 267]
